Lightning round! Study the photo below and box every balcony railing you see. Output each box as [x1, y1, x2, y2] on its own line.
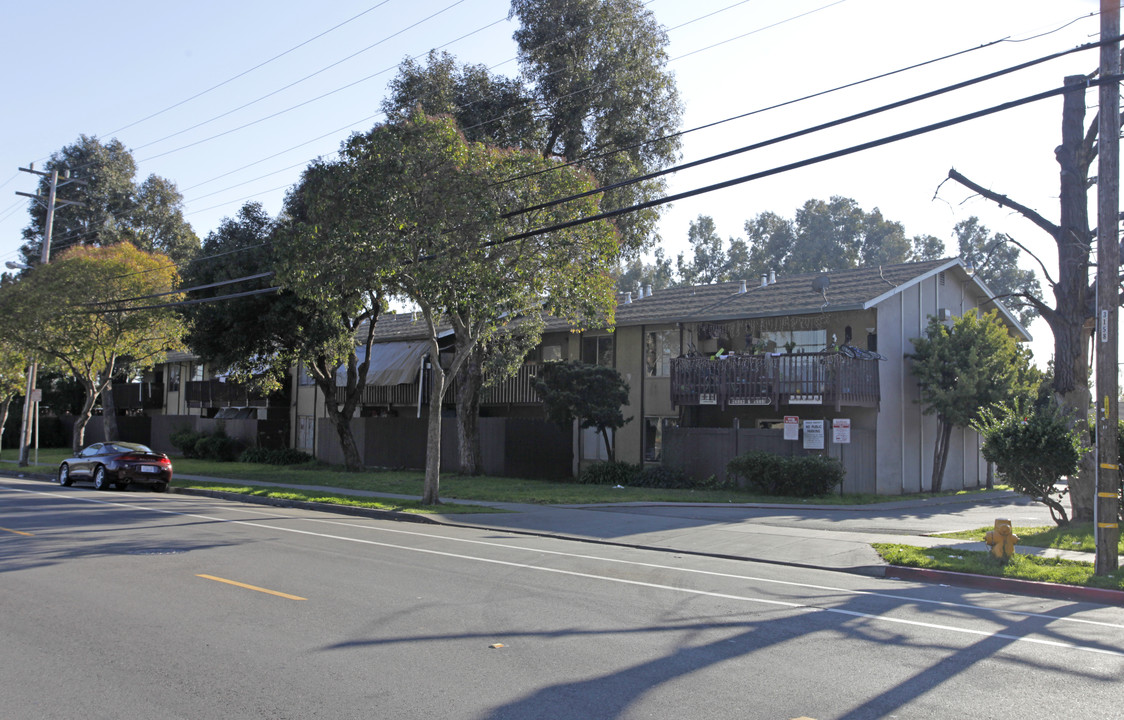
[186, 379, 289, 408]
[111, 383, 164, 410]
[670, 352, 880, 410]
[333, 363, 545, 408]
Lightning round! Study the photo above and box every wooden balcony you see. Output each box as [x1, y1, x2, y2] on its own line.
[333, 363, 545, 408]
[111, 383, 164, 410]
[186, 379, 289, 409]
[670, 352, 880, 411]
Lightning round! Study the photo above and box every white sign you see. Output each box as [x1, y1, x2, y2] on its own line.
[699, 393, 717, 405]
[1102, 309, 1109, 343]
[729, 396, 771, 406]
[833, 418, 851, 444]
[803, 420, 825, 449]
[790, 394, 823, 405]
[783, 415, 799, 441]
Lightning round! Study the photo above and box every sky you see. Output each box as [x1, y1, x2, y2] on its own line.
[0, 0, 1111, 368]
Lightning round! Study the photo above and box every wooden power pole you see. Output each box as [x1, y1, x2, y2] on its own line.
[1095, 0, 1121, 575]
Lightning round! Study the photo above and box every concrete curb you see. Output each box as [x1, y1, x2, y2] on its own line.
[885, 566, 1124, 606]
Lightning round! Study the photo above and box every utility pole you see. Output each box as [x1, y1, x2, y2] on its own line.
[14, 163, 84, 466]
[1095, 0, 1121, 575]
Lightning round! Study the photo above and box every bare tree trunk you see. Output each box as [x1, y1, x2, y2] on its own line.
[73, 382, 100, 453]
[0, 396, 10, 454]
[101, 383, 119, 441]
[455, 347, 483, 475]
[423, 363, 447, 505]
[930, 417, 952, 493]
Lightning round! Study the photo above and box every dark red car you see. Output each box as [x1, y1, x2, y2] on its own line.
[58, 441, 173, 492]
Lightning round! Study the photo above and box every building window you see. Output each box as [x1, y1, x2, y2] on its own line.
[581, 335, 613, 367]
[191, 363, 204, 381]
[761, 329, 826, 353]
[644, 417, 678, 462]
[298, 363, 315, 386]
[645, 330, 680, 377]
[167, 365, 181, 392]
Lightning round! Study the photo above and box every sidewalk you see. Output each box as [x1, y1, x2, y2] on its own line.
[7, 466, 1121, 606]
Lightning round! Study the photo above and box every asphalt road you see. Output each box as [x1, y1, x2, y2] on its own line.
[2, 477, 1122, 720]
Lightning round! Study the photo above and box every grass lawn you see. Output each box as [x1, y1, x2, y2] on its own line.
[3, 447, 1013, 506]
[932, 523, 1124, 554]
[873, 543, 1124, 591]
[173, 480, 506, 515]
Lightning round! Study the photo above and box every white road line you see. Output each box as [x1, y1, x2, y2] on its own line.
[4, 483, 1124, 655]
[304, 517, 1124, 630]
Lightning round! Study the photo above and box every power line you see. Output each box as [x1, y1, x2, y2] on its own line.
[77, 286, 281, 314]
[500, 77, 1121, 245]
[83, 272, 275, 306]
[102, 1, 395, 138]
[504, 33, 1117, 219]
[135, 3, 497, 161]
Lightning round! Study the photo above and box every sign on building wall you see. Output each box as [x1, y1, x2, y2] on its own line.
[803, 420, 824, 449]
[833, 418, 851, 444]
[784, 416, 800, 441]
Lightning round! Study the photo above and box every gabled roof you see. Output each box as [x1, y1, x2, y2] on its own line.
[351, 258, 1031, 345]
[610, 258, 1031, 341]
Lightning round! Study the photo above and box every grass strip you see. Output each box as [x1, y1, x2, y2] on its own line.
[873, 543, 1124, 591]
[171, 480, 508, 515]
[932, 523, 1124, 554]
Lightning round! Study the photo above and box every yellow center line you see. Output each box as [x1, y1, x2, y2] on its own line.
[196, 574, 306, 601]
[0, 526, 33, 536]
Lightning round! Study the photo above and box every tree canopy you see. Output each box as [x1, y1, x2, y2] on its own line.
[19, 136, 198, 266]
[953, 217, 1042, 327]
[534, 361, 631, 459]
[910, 310, 1039, 492]
[279, 111, 619, 502]
[0, 243, 184, 451]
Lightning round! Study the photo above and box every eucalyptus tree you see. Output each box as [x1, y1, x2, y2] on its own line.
[19, 135, 198, 266]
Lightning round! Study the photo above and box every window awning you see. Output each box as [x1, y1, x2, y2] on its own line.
[337, 341, 429, 387]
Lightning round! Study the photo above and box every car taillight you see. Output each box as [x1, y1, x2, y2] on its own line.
[158, 457, 171, 466]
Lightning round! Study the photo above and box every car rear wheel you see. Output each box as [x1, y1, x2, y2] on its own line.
[59, 464, 73, 487]
[93, 466, 110, 491]
[152, 482, 169, 493]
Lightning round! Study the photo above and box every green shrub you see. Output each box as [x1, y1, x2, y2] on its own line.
[632, 465, 692, 489]
[578, 461, 639, 485]
[169, 427, 206, 458]
[726, 451, 843, 497]
[238, 447, 315, 466]
[975, 401, 1084, 525]
[170, 426, 245, 462]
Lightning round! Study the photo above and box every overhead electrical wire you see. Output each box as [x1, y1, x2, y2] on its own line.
[499, 76, 1122, 246]
[503, 33, 1119, 219]
[82, 272, 276, 306]
[102, 1, 396, 137]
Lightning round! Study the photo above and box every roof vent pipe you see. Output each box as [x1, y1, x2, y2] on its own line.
[739, 279, 747, 294]
[769, 270, 776, 284]
[761, 275, 768, 287]
[623, 291, 632, 304]
[644, 284, 652, 297]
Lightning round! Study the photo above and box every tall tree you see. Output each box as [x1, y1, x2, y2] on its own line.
[0, 336, 27, 453]
[285, 112, 618, 503]
[615, 246, 674, 295]
[0, 244, 185, 452]
[944, 75, 1098, 520]
[511, 0, 683, 257]
[743, 197, 916, 278]
[19, 136, 198, 265]
[953, 217, 1042, 327]
[910, 310, 1039, 492]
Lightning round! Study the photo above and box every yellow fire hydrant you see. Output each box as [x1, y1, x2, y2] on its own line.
[984, 518, 1019, 562]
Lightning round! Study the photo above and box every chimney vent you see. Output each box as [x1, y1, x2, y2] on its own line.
[769, 269, 776, 284]
[623, 291, 632, 304]
[739, 279, 747, 294]
[761, 275, 768, 287]
[644, 284, 653, 298]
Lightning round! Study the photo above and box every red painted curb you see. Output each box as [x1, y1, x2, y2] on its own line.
[885, 565, 1124, 606]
